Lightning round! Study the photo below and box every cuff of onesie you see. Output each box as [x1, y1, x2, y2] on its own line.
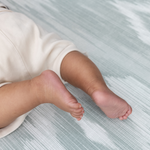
[0, 82, 12, 88]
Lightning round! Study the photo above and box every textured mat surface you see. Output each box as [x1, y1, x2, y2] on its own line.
[1, 0, 150, 149]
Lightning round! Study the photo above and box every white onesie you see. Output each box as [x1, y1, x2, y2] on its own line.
[0, 6, 80, 138]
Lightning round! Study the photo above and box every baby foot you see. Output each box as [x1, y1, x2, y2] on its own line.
[35, 70, 84, 121]
[91, 89, 132, 120]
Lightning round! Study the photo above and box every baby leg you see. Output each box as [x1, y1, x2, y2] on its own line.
[60, 51, 132, 120]
[0, 70, 84, 128]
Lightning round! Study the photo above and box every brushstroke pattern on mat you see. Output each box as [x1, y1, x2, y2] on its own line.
[0, 0, 150, 149]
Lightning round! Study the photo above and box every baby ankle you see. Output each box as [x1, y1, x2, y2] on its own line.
[30, 75, 46, 105]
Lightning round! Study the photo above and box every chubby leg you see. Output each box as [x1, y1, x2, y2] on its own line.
[60, 51, 132, 120]
[0, 79, 39, 128]
[0, 70, 84, 128]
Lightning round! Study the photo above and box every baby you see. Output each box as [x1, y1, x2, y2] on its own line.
[0, 4, 132, 138]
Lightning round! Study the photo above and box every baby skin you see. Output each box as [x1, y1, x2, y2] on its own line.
[33, 70, 84, 121]
[0, 51, 132, 128]
[60, 51, 132, 120]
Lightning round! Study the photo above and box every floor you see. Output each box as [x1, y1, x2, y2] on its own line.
[1, 0, 150, 149]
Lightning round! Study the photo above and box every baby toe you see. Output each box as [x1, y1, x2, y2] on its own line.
[128, 106, 132, 115]
[69, 102, 82, 109]
[71, 113, 83, 121]
[73, 108, 84, 113]
[124, 107, 132, 117]
[77, 118, 82, 121]
[72, 111, 84, 117]
[123, 115, 127, 120]
[119, 116, 123, 120]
